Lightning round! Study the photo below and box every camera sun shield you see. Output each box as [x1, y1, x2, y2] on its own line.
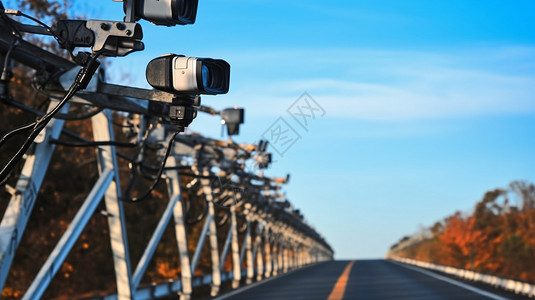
[125, 0, 198, 26]
[220, 108, 244, 135]
[146, 54, 230, 95]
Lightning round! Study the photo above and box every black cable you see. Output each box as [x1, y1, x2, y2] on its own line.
[215, 209, 230, 227]
[144, 143, 164, 151]
[120, 131, 180, 203]
[52, 105, 102, 120]
[122, 163, 138, 200]
[0, 4, 22, 38]
[138, 170, 158, 181]
[161, 165, 191, 171]
[1, 35, 18, 81]
[112, 120, 134, 128]
[56, 129, 163, 174]
[1, 96, 43, 116]
[49, 139, 138, 148]
[0, 10, 20, 105]
[59, 128, 164, 176]
[137, 143, 167, 181]
[0, 52, 102, 183]
[116, 152, 161, 173]
[0, 97, 93, 150]
[168, 171, 217, 179]
[2, 8, 75, 59]
[185, 196, 208, 226]
[0, 122, 33, 148]
[0, 89, 76, 182]
[36, 93, 51, 110]
[1, 96, 103, 120]
[237, 214, 248, 233]
[59, 128, 89, 142]
[122, 123, 154, 196]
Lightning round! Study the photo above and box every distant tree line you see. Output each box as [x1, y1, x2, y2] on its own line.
[389, 180, 535, 283]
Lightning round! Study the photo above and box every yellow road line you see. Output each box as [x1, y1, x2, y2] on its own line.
[327, 261, 355, 300]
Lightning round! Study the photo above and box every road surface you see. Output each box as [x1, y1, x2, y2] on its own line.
[215, 259, 531, 300]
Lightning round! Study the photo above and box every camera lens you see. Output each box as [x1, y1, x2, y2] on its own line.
[202, 64, 211, 87]
[173, 0, 198, 25]
[196, 59, 230, 94]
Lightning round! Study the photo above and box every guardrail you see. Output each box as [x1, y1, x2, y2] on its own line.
[389, 256, 535, 297]
[87, 265, 320, 300]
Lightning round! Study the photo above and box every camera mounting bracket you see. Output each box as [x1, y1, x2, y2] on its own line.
[148, 95, 201, 132]
[122, 0, 136, 23]
[54, 20, 143, 57]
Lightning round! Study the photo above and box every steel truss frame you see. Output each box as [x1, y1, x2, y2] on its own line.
[0, 110, 333, 299]
[0, 11, 333, 300]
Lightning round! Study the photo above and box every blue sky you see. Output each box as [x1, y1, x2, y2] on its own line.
[57, 1, 535, 258]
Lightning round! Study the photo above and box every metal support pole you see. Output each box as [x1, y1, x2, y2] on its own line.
[199, 169, 220, 296]
[219, 223, 233, 272]
[296, 247, 301, 268]
[0, 102, 69, 291]
[278, 241, 284, 274]
[294, 246, 299, 268]
[298, 247, 303, 268]
[132, 157, 184, 289]
[218, 203, 240, 288]
[264, 229, 272, 278]
[294, 247, 298, 269]
[283, 244, 289, 273]
[298, 246, 301, 268]
[272, 239, 279, 277]
[252, 226, 263, 282]
[22, 169, 114, 299]
[239, 219, 250, 267]
[92, 110, 134, 299]
[287, 246, 292, 271]
[166, 156, 192, 300]
[190, 214, 212, 274]
[207, 202, 220, 296]
[245, 219, 254, 284]
[289, 246, 293, 270]
[230, 206, 241, 288]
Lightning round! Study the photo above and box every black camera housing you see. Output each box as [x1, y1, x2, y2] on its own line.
[220, 108, 244, 136]
[124, 0, 198, 26]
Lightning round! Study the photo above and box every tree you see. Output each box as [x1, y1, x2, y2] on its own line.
[391, 181, 535, 283]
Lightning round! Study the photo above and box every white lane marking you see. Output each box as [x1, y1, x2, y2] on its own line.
[213, 263, 321, 300]
[391, 261, 509, 300]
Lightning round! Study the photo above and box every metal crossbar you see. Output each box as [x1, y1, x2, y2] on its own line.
[0, 112, 333, 299]
[0, 6, 333, 299]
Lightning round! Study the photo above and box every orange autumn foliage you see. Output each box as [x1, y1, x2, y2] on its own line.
[392, 181, 535, 283]
[0, 2, 228, 298]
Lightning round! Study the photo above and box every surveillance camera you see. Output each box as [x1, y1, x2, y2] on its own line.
[146, 54, 230, 95]
[257, 152, 271, 169]
[258, 140, 268, 152]
[124, 0, 198, 26]
[220, 108, 244, 136]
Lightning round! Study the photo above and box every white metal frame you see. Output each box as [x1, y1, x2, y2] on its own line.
[0, 111, 333, 300]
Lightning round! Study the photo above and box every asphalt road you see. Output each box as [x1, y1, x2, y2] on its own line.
[215, 259, 531, 300]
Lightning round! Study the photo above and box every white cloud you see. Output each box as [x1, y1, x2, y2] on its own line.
[223, 46, 535, 120]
